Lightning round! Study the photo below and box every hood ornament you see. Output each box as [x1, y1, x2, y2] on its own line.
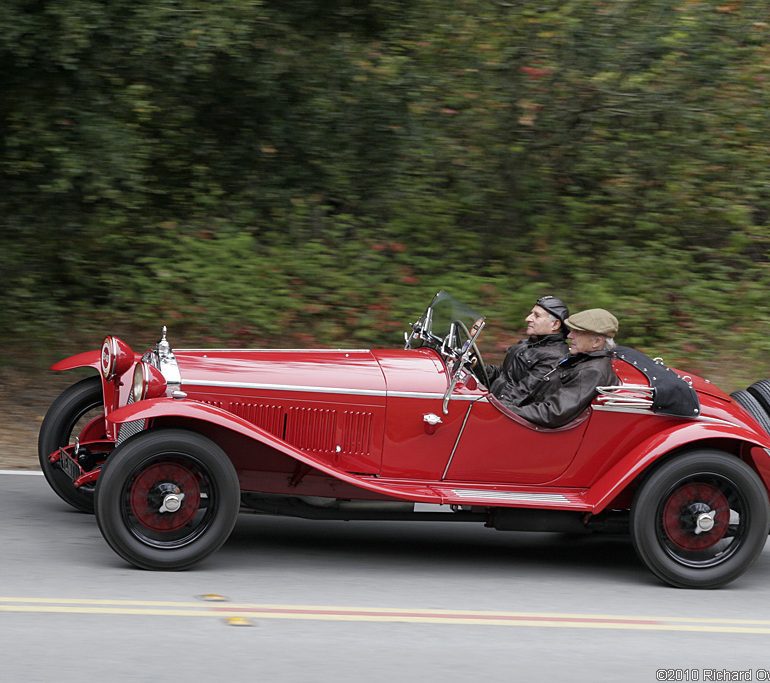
[158, 325, 170, 355]
[152, 325, 182, 392]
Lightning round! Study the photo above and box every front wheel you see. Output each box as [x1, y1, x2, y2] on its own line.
[38, 375, 105, 513]
[630, 451, 770, 588]
[95, 429, 241, 570]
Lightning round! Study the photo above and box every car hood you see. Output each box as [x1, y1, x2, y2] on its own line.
[174, 348, 387, 394]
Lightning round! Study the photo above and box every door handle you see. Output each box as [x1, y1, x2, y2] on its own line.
[423, 413, 442, 434]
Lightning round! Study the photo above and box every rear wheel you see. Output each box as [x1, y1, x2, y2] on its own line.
[631, 451, 769, 588]
[38, 376, 105, 513]
[95, 429, 240, 570]
[731, 389, 770, 435]
[747, 379, 770, 416]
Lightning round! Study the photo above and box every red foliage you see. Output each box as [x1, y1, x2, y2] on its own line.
[519, 65, 552, 79]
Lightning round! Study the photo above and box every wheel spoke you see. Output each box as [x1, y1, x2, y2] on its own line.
[122, 454, 215, 548]
[658, 475, 745, 567]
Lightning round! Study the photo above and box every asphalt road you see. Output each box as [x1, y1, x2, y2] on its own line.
[3, 471, 770, 683]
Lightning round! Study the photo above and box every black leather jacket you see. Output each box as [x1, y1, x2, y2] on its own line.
[503, 349, 618, 429]
[486, 334, 569, 406]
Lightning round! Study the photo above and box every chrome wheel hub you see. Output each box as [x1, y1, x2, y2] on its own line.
[159, 491, 185, 514]
[694, 510, 716, 535]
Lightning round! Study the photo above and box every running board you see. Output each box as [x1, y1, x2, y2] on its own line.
[435, 486, 589, 510]
[365, 478, 591, 511]
[445, 488, 578, 504]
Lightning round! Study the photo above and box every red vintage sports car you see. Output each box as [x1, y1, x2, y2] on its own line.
[39, 292, 770, 588]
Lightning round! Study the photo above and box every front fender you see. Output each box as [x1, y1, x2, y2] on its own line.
[107, 398, 438, 504]
[586, 420, 770, 513]
[51, 349, 101, 372]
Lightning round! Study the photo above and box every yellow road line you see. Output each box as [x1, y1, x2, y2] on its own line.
[2, 597, 770, 625]
[1, 597, 770, 633]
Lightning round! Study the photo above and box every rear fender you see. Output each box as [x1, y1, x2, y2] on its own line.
[107, 398, 438, 503]
[586, 421, 770, 513]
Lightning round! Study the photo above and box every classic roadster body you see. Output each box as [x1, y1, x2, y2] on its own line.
[40, 292, 770, 587]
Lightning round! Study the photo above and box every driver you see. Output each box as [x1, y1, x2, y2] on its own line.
[501, 308, 619, 428]
[486, 295, 570, 406]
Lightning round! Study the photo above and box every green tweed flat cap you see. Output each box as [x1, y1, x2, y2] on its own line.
[565, 308, 619, 337]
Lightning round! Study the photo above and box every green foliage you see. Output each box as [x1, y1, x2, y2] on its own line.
[1, 0, 769, 389]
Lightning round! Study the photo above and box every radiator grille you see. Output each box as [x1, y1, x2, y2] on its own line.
[116, 393, 145, 445]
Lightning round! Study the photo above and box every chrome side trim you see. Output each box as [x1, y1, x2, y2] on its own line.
[441, 404, 473, 480]
[390, 391, 480, 401]
[183, 380, 385, 396]
[182, 380, 483, 401]
[450, 489, 572, 503]
[175, 348, 372, 353]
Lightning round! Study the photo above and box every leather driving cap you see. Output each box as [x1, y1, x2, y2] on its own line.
[535, 295, 569, 323]
[565, 308, 619, 337]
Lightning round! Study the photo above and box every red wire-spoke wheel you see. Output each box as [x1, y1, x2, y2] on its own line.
[661, 482, 730, 551]
[119, 453, 215, 549]
[129, 461, 202, 533]
[655, 475, 742, 569]
[95, 430, 240, 570]
[631, 451, 770, 589]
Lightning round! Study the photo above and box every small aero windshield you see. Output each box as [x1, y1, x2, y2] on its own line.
[404, 290, 483, 357]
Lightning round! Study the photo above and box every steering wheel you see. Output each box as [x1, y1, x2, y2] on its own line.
[455, 319, 490, 388]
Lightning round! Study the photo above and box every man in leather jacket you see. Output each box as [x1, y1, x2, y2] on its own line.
[486, 296, 570, 406]
[503, 308, 619, 429]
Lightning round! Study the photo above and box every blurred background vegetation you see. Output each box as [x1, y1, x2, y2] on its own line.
[1, 0, 769, 389]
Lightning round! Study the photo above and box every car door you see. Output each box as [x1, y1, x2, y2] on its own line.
[442, 397, 590, 485]
[374, 349, 481, 480]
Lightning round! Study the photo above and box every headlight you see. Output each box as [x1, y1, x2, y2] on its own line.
[131, 362, 167, 402]
[100, 336, 134, 380]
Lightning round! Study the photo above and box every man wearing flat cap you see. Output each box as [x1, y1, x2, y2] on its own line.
[502, 308, 619, 429]
[486, 295, 570, 406]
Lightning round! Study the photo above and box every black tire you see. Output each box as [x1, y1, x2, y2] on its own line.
[630, 451, 770, 588]
[38, 376, 105, 513]
[747, 379, 770, 416]
[730, 389, 770, 436]
[95, 429, 241, 570]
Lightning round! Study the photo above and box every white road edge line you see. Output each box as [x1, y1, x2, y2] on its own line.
[0, 470, 43, 476]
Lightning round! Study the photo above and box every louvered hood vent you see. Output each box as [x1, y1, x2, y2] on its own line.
[227, 402, 373, 456]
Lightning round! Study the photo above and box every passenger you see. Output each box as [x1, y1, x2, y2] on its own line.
[486, 296, 570, 406]
[501, 308, 619, 429]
